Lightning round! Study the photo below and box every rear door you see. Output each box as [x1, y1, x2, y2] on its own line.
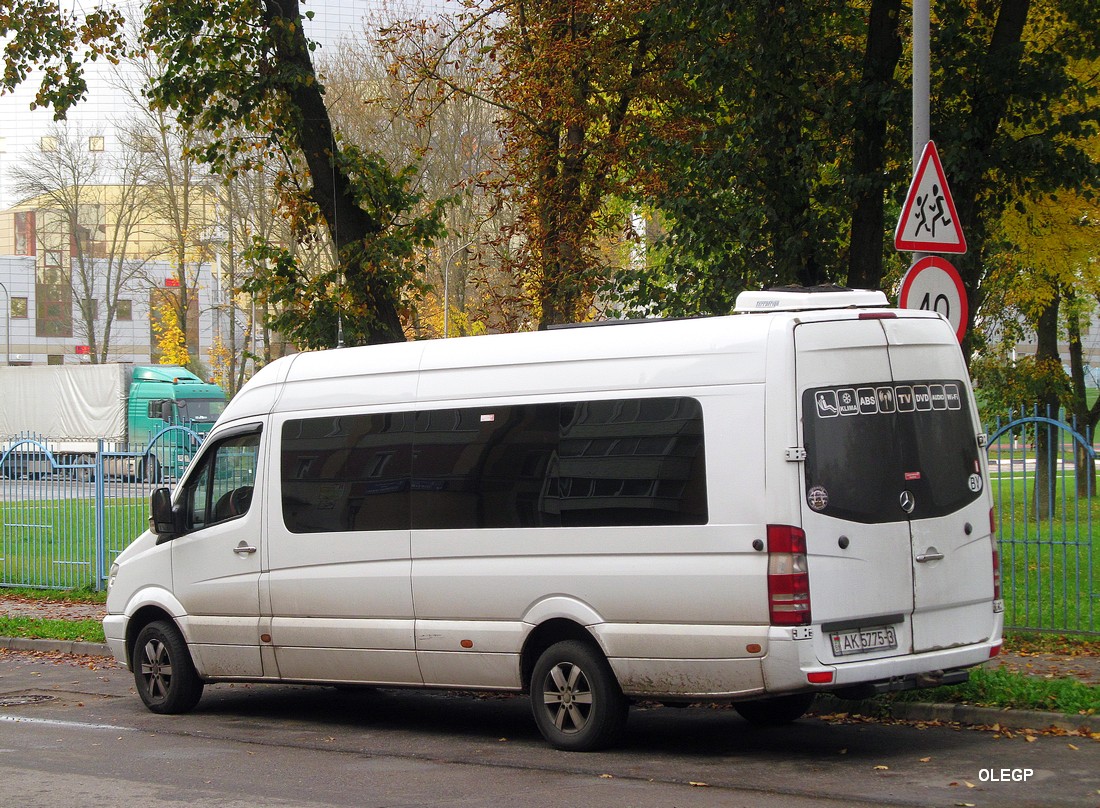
[881, 317, 993, 651]
[795, 319, 915, 662]
[795, 314, 990, 663]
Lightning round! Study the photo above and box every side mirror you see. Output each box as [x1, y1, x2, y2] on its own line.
[159, 400, 174, 423]
[150, 487, 179, 541]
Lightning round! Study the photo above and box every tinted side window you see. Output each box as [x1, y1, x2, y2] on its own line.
[412, 404, 562, 528]
[281, 397, 708, 533]
[553, 398, 708, 527]
[282, 413, 413, 533]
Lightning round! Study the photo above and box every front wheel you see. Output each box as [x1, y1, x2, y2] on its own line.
[530, 640, 628, 751]
[138, 457, 162, 484]
[132, 620, 204, 714]
[733, 692, 815, 726]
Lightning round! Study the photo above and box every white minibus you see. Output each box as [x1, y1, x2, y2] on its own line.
[104, 288, 1003, 750]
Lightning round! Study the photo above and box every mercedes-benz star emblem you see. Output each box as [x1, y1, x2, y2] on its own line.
[899, 490, 915, 513]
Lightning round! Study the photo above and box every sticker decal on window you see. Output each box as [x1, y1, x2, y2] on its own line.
[815, 391, 839, 418]
[808, 486, 829, 511]
[813, 380, 965, 419]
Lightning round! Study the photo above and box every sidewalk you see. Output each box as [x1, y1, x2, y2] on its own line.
[2, 592, 1097, 734]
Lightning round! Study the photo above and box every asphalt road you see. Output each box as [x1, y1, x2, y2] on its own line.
[0, 649, 1096, 808]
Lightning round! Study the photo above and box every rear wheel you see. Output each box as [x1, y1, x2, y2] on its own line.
[733, 692, 815, 726]
[138, 457, 162, 483]
[132, 620, 204, 714]
[530, 640, 628, 751]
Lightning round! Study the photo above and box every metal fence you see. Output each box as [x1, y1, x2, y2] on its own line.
[0, 428, 202, 591]
[987, 410, 1098, 635]
[2, 420, 1097, 636]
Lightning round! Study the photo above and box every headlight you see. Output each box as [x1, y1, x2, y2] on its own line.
[107, 562, 119, 592]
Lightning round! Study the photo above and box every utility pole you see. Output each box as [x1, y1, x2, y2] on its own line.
[912, 0, 931, 264]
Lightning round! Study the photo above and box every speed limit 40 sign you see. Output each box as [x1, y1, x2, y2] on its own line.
[898, 256, 968, 343]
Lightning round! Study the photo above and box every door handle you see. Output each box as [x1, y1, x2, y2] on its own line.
[916, 549, 944, 563]
[234, 542, 257, 555]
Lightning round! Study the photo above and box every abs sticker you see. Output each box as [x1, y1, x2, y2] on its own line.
[807, 486, 829, 511]
[968, 473, 983, 493]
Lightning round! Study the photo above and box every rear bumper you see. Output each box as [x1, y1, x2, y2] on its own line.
[761, 617, 1002, 696]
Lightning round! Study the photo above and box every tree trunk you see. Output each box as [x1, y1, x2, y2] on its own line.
[265, 0, 404, 344]
[1065, 294, 1096, 498]
[1033, 296, 1061, 519]
[846, 0, 903, 291]
[948, 0, 1032, 347]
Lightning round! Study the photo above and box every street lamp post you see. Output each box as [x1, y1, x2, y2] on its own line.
[0, 280, 10, 366]
[442, 240, 473, 338]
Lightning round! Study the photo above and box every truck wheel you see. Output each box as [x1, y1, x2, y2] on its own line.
[733, 692, 815, 726]
[139, 457, 161, 483]
[530, 640, 628, 751]
[75, 454, 94, 482]
[132, 620, 204, 714]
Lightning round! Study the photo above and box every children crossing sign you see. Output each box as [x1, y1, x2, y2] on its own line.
[894, 141, 967, 254]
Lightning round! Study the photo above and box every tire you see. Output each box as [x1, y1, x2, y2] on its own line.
[530, 640, 628, 751]
[132, 620, 204, 714]
[139, 457, 162, 484]
[733, 692, 815, 726]
[74, 454, 94, 482]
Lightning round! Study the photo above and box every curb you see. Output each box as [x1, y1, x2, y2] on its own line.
[815, 694, 1100, 735]
[1, 636, 112, 658]
[2, 637, 1097, 735]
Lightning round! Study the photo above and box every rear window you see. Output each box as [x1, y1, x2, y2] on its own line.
[802, 380, 982, 523]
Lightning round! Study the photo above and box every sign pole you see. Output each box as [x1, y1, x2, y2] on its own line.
[912, 0, 931, 264]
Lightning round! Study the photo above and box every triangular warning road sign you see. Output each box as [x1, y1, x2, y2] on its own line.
[894, 141, 967, 254]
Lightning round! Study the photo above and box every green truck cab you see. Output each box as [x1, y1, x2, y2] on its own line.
[128, 366, 227, 478]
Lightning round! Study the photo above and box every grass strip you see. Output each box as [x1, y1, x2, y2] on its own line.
[0, 586, 106, 603]
[890, 665, 1098, 717]
[0, 616, 105, 644]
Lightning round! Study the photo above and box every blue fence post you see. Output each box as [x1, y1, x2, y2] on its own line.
[94, 439, 106, 592]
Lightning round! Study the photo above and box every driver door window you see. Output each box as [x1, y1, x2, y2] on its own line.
[182, 431, 260, 532]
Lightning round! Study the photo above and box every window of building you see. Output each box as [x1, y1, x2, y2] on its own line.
[14, 211, 36, 256]
[47, 354, 64, 365]
[40, 136, 58, 152]
[88, 135, 105, 152]
[281, 397, 708, 534]
[81, 298, 99, 320]
[36, 288, 73, 338]
[11, 297, 28, 319]
[117, 299, 132, 321]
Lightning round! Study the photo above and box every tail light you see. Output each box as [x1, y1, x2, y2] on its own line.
[767, 524, 811, 625]
[992, 543, 1001, 600]
[990, 509, 1001, 600]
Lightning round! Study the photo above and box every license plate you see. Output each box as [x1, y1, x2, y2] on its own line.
[830, 625, 898, 657]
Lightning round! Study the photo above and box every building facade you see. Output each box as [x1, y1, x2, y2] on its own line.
[0, 253, 223, 368]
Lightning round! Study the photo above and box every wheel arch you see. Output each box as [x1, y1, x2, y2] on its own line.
[520, 618, 603, 693]
[123, 605, 192, 673]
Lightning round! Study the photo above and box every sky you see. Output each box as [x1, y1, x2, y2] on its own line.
[0, 0, 451, 210]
